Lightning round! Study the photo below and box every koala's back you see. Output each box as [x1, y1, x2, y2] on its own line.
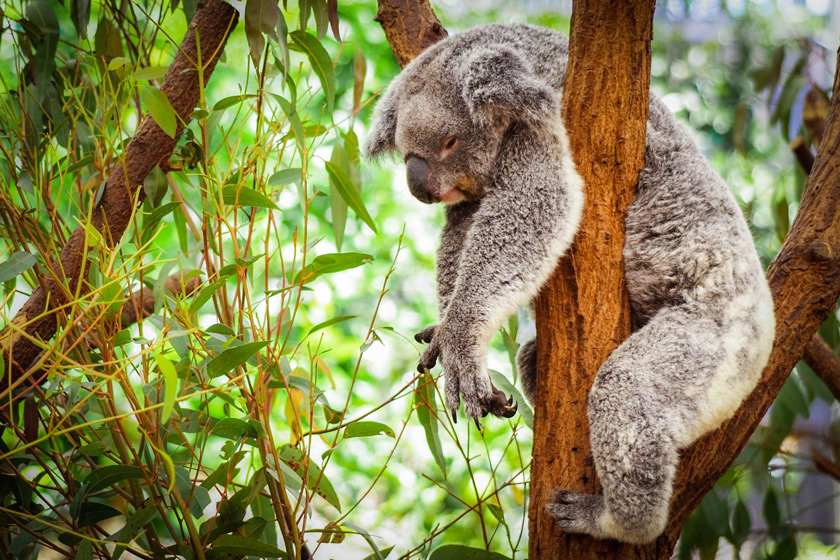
[443, 25, 769, 325]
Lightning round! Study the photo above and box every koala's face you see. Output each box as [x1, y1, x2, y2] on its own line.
[364, 37, 559, 206]
[393, 86, 505, 205]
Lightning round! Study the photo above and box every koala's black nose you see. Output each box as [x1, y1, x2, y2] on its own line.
[406, 156, 433, 203]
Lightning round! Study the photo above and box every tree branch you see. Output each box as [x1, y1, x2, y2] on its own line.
[803, 335, 840, 402]
[0, 0, 238, 387]
[373, 0, 447, 67]
[119, 272, 202, 328]
[664, 46, 840, 546]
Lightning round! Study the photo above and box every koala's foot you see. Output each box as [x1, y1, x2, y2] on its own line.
[547, 490, 608, 539]
[480, 385, 517, 418]
[416, 326, 441, 373]
[418, 343, 440, 372]
[414, 325, 436, 344]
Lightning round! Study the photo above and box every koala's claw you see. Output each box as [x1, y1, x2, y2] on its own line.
[547, 490, 604, 535]
[414, 325, 437, 344]
[480, 385, 518, 419]
[417, 344, 440, 372]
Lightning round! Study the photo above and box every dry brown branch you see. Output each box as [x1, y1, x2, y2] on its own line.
[119, 272, 202, 328]
[792, 135, 816, 174]
[373, 0, 447, 67]
[789, 131, 840, 404]
[804, 331, 840, 401]
[804, 86, 830, 148]
[0, 0, 238, 387]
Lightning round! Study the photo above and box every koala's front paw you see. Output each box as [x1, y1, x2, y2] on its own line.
[547, 490, 605, 537]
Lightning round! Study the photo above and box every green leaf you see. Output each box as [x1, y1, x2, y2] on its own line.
[306, 315, 355, 337]
[0, 251, 36, 282]
[763, 488, 781, 535]
[153, 353, 178, 423]
[76, 541, 93, 560]
[70, 0, 91, 38]
[278, 445, 341, 511]
[775, 374, 810, 418]
[206, 341, 269, 378]
[76, 435, 113, 457]
[143, 202, 180, 235]
[290, 30, 335, 113]
[415, 372, 446, 478]
[212, 418, 260, 440]
[140, 85, 178, 138]
[111, 504, 159, 560]
[772, 535, 797, 560]
[698, 490, 729, 539]
[329, 144, 350, 250]
[213, 94, 258, 112]
[244, 0, 280, 70]
[190, 282, 224, 314]
[78, 501, 121, 527]
[135, 66, 168, 81]
[84, 465, 144, 496]
[70, 466, 144, 520]
[362, 545, 394, 560]
[429, 545, 512, 560]
[486, 503, 505, 525]
[108, 56, 130, 71]
[268, 167, 302, 186]
[222, 186, 279, 210]
[295, 252, 373, 283]
[730, 499, 751, 546]
[344, 421, 394, 439]
[325, 161, 377, 233]
[211, 534, 288, 558]
[272, 94, 306, 152]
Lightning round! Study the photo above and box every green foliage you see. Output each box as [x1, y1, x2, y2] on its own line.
[0, 1, 837, 559]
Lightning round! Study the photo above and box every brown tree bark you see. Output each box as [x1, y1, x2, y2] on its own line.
[530, 2, 656, 558]
[373, 0, 447, 68]
[0, 0, 239, 390]
[802, 324, 840, 402]
[374, 2, 840, 559]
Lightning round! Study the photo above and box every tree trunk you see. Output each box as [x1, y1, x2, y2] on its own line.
[0, 0, 239, 393]
[373, 2, 840, 559]
[530, 2, 656, 558]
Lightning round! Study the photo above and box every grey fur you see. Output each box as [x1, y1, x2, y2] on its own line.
[365, 23, 775, 545]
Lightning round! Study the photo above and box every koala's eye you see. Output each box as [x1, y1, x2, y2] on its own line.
[441, 136, 459, 154]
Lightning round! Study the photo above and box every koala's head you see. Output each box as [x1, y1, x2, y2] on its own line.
[364, 40, 557, 205]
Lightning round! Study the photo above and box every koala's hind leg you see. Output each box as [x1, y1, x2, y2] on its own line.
[516, 339, 538, 405]
[549, 302, 769, 543]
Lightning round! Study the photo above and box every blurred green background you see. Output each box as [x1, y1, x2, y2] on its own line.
[0, 1, 837, 559]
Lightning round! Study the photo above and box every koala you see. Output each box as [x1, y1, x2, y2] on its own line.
[364, 23, 775, 545]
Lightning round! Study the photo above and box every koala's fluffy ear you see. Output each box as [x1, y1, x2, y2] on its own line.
[364, 75, 403, 158]
[461, 46, 558, 128]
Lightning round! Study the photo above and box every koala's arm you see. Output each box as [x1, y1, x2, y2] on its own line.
[432, 124, 583, 418]
[415, 201, 480, 346]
